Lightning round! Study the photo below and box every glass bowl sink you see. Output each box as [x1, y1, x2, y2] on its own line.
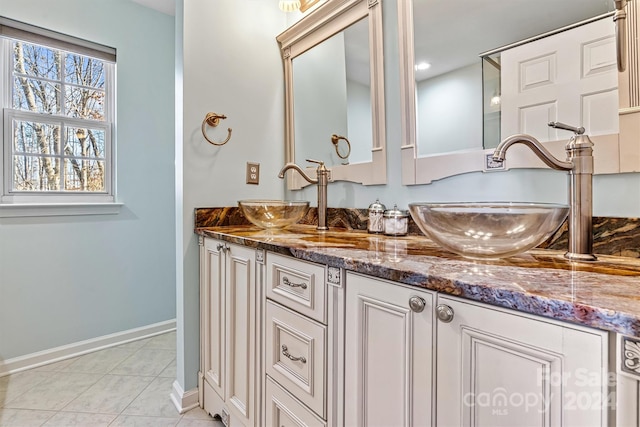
[408, 202, 569, 259]
[238, 200, 310, 229]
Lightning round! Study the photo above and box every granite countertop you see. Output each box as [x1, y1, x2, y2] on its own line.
[196, 225, 640, 337]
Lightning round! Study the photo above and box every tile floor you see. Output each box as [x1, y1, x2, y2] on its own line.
[0, 331, 223, 426]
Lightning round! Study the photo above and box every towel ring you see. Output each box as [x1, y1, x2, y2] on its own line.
[331, 134, 351, 159]
[202, 112, 232, 146]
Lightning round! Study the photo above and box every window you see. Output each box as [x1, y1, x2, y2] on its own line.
[0, 17, 116, 208]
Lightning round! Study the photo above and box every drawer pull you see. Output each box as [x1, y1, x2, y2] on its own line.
[282, 276, 308, 290]
[281, 345, 307, 363]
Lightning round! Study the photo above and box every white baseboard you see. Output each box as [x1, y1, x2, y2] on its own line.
[170, 379, 200, 414]
[0, 319, 176, 377]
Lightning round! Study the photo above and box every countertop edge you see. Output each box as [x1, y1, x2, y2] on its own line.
[196, 227, 640, 338]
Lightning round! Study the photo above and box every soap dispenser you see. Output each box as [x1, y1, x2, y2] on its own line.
[367, 199, 386, 234]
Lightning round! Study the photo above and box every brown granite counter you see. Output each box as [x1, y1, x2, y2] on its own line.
[195, 225, 640, 337]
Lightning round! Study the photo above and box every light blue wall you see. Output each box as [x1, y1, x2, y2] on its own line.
[347, 79, 373, 164]
[417, 62, 482, 156]
[178, 0, 286, 391]
[294, 32, 348, 165]
[288, 0, 640, 218]
[0, 0, 176, 360]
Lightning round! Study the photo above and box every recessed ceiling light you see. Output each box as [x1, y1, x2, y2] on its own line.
[415, 62, 431, 71]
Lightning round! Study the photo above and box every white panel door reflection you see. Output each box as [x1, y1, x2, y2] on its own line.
[501, 17, 618, 141]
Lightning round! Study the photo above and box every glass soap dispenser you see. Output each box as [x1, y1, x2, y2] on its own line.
[383, 204, 409, 236]
[367, 199, 386, 234]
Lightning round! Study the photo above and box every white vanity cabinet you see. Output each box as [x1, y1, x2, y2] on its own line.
[199, 237, 260, 427]
[344, 272, 435, 426]
[197, 234, 626, 427]
[263, 252, 344, 427]
[436, 295, 609, 427]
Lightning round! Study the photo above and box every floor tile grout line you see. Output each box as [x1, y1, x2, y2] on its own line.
[117, 372, 161, 418]
[57, 370, 109, 415]
[0, 332, 192, 427]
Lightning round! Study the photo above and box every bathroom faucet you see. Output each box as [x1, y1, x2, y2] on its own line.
[278, 159, 330, 231]
[492, 122, 597, 261]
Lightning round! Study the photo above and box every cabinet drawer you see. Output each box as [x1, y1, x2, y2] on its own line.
[265, 376, 326, 427]
[266, 300, 326, 418]
[266, 253, 326, 323]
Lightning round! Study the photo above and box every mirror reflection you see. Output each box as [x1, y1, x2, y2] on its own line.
[293, 17, 371, 166]
[412, 0, 615, 156]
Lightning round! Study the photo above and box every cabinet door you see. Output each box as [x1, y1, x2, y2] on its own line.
[436, 295, 608, 427]
[225, 243, 257, 426]
[344, 272, 435, 427]
[202, 238, 226, 400]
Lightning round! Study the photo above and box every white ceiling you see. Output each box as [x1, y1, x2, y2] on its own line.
[131, 0, 176, 16]
[413, 0, 614, 81]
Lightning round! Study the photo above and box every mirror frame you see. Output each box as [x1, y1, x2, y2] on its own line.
[398, 0, 640, 186]
[277, 0, 386, 189]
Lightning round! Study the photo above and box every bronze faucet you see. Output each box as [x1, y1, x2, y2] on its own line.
[278, 159, 330, 231]
[492, 122, 597, 261]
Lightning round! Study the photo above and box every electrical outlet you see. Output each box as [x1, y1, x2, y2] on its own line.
[485, 154, 505, 171]
[246, 162, 260, 185]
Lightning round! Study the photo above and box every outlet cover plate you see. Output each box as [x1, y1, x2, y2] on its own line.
[246, 162, 260, 185]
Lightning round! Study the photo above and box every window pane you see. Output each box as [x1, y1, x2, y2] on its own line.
[13, 155, 61, 191]
[66, 128, 105, 158]
[65, 86, 105, 120]
[13, 41, 60, 80]
[5, 27, 114, 199]
[13, 120, 61, 155]
[64, 54, 105, 88]
[13, 77, 61, 114]
[64, 159, 105, 191]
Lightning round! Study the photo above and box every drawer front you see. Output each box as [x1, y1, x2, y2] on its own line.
[266, 253, 326, 323]
[265, 376, 326, 427]
[266, 300, 326, 418]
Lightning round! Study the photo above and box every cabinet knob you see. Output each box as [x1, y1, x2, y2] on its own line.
[409, 296, 426, 313]
[436, 304, 454, 323]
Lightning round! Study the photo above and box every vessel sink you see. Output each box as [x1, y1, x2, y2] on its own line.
[408, 202, 569, 259]
[238, 200, 310, 229]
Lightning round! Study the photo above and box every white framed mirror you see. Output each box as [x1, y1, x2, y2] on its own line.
[398, 0, 640, 185]
[277, 0, 386, 189]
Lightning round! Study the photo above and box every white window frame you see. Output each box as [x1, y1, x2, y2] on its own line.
[0, 17, 120, 217]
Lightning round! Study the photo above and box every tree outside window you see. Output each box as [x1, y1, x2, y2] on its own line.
[1, 21, 115, 207]
[10, 41, 108, 193]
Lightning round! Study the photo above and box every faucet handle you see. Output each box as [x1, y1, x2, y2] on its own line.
[548, 121, 585, 135]
[306, 159, 325, 167]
